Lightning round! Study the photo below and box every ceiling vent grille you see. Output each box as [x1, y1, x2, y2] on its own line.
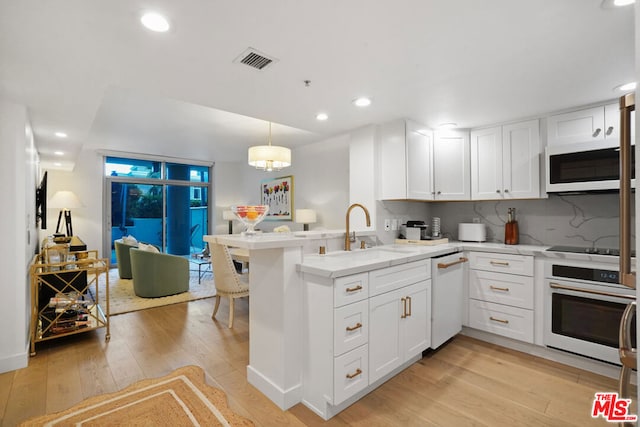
[234, 48, 277, 70]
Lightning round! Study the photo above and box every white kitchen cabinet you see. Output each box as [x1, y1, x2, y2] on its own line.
[431, 253, 467, 349]
[547, 102, 630, 147]
[369, 279, 430, 383]
[302, 258, 431, 420]
[432, 130, 470, 200]
[377, 120, 468, 201]
[467, 251, 534, 343]
[470, 119, 540, 200]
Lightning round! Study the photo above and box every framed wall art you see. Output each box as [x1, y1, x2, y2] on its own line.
[261, 175, 293, 221]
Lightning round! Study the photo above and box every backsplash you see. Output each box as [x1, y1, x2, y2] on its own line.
[429, 193, 634, 249]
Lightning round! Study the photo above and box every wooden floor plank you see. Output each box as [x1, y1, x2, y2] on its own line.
[5, 297, 627, 426]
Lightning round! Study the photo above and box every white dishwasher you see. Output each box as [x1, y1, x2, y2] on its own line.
[430, 252, 468, 349]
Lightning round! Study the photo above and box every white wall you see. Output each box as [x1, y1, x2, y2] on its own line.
[0, 100, 39, 373]
[218, 134, 350, 234]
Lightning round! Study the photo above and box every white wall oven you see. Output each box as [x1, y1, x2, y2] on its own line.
[544, 253, 635, 365]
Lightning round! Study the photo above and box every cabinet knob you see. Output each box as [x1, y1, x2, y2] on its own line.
[496, 189, 501, 193]
[606, 126, 614, 136]
[437, 191, 442, 195]
[593, 128, 601, 137]
[504, 189, 509, 193]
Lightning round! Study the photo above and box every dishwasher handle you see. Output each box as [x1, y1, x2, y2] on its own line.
[437, 257, 468, 269]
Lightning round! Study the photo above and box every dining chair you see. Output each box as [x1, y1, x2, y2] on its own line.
[210, 242, 249, 328]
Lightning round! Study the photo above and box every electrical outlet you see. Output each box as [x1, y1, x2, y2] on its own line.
[391, 219, 399, 231]
[384, 219, 391, 231]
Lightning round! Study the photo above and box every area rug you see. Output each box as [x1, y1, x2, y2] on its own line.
[92, 268, 216, 315]
[19, 365, 254, 426]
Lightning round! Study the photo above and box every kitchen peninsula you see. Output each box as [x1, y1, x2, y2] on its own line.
[204, 232, 624, 419]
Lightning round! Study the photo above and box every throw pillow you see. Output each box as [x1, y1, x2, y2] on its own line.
[138, 243, 160, 253]
[122, 235, 138, 246]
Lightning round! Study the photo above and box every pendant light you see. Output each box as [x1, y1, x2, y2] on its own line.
[248, 122, 291, 171]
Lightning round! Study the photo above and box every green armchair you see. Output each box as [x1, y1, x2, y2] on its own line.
[114, 240, 137, 279]
[129, 248, 190, 298]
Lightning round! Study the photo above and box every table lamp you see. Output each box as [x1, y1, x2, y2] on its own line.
[296, 209, 317, 231]
[48, 190, 84, 237]
[223, 210, 235, 234]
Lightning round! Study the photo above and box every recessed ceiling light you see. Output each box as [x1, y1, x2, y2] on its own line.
[54, 151, 64, 156]
[353, 97, 372, 107]
[141, 12, 170, 32]
[55, 131, 67, 138]
[54, 162, 62, 167]
[615, 81, 637, 91]
[438, 122, 457, 129]
[601, 0, 635, 7]
[316, 113, 328, 121]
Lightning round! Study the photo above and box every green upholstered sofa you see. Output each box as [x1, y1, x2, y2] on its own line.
[129, 248, 190, 298]
[114, 240, 137, 279]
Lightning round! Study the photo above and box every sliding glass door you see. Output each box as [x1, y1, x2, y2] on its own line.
[105, 156, 211, 265]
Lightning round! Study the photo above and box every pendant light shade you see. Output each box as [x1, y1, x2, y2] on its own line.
[248, 122, 291, 171]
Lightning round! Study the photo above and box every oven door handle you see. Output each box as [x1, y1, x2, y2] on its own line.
[549, 282, 636, 300]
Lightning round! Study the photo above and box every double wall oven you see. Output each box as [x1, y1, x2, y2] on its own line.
[544, 248, 635, 366]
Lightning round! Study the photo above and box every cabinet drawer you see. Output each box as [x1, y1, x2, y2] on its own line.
[468, 299, 533, 343]
[468, 252, 533, 276]
[469, 270, 533, 309]
[333, 344, 368, 405]
[334, 300, 369, 356]
[369, 260, 430, 297]
[334, 273, 369, 307]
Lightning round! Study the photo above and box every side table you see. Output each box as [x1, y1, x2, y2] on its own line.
[190, 255, 211, 284]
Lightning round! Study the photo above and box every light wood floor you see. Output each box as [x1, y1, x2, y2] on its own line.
[0, 297, 632, 426]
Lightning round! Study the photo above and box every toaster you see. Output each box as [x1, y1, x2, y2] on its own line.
[458, 223, 486, 242]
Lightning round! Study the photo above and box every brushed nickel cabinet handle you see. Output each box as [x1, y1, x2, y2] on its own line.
[346, 368, 362, 379]
[345, 285, 363, 293]
[400, 297, 407, 318]
[606, 126, 614, 136]
[490, 316, 509, 324]
[489, 285, 510, 292]
[346, 322, 362, 332]
[593, 128, 601, 137]
[438, 257, 468, 269]
[490, 260, 509, 266]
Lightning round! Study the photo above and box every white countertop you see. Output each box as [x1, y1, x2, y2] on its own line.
[204, 230, 375, 250]
[299, 241, 623, 278]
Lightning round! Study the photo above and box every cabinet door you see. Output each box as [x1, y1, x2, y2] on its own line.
[401, 280, 431, 358]
[368, 289, 402, 383]
[406, 120, 434, 200]
[547, 106, 605, 146]
[470, 127, 502, 200]
[433, 130, 470, 200]
[605, 102, 635, 143]
[377, 120, 407, 199]
[502, 119, 540, 199]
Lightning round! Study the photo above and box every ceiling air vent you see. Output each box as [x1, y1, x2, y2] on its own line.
[234, 47, 278, 71]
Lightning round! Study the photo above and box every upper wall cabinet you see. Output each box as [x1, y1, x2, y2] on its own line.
[547, 103, 618, 146]
[377, 120, 469, 201]
[432, 130, 470, 200]
[470, 119, 540, 200]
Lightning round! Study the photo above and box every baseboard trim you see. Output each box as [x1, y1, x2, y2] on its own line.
[246, 365, 302, 410]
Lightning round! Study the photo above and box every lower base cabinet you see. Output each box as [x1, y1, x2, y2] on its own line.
[369, 280, 431, 383]
[302, 259, 431, 420]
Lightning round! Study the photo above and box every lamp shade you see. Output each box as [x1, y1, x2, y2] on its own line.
[248, 145, 291, 170]
[295, 209, 317, 224]
[222, 210, 235, 221]
[48, 191, 83, 210]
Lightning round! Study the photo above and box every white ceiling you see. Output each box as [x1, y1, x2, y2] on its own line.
[0, 1, 635, 171]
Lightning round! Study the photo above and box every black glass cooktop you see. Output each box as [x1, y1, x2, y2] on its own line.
[546, 245, 635, 257]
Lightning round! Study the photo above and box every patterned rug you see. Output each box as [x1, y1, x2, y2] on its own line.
[92, 268, 216, 315]
[19, 365, 254, 426]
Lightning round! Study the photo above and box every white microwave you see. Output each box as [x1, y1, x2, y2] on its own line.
[545, 139, 635, 193]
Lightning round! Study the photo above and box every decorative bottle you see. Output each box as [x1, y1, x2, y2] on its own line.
[505, 208, 519, 245]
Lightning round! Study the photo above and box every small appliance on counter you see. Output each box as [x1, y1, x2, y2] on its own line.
[457, 223, 486, 242]
[399, 220, 430, 240]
